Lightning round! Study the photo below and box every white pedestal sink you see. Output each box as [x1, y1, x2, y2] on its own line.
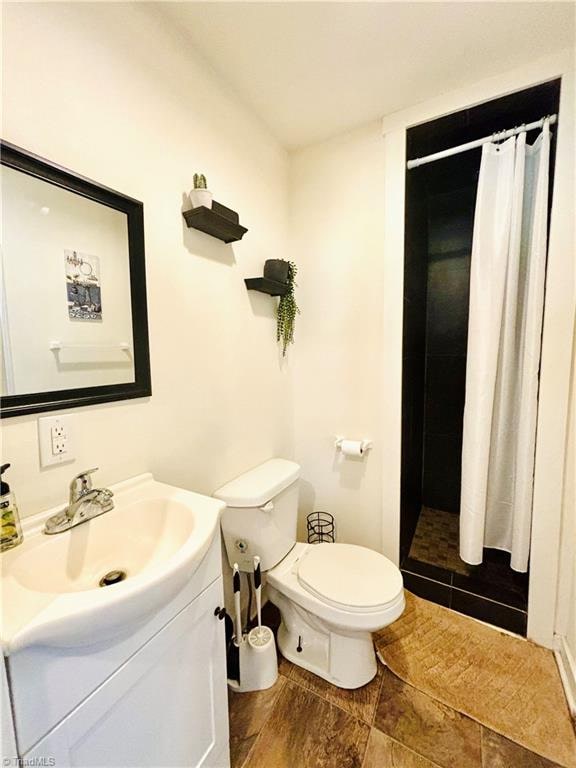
[1, 473, 230, 767]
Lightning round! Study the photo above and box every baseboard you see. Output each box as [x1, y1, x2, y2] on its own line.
[555, 634, 576, 719]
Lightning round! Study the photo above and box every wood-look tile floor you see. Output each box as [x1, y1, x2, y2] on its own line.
[229, 652, 561, 768]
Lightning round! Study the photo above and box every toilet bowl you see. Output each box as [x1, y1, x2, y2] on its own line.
[214, 458, 405, 689]
[267, 542, 405, 688]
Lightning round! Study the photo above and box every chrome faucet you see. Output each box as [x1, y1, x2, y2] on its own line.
[44, 468, 114, 535]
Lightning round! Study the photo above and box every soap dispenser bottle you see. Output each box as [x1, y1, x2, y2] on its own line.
[1, 464, 23, 552]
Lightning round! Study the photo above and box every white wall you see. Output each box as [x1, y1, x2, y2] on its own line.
[1, 3, 293, 517]
[555, 317, 576, 691]
[565, 372, 576, 656]
[290, 122, 392, 555]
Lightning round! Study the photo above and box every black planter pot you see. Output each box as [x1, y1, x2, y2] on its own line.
[264, 259, 290, 284]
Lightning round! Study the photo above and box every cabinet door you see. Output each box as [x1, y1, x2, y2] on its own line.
[1, 656, 17, 763]
[25, 578, 230, 768]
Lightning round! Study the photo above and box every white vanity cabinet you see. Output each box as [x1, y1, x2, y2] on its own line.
[23, 577, 229, 768]
[2, 475, 231, 768]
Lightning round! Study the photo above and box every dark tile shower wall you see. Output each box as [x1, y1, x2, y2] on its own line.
[401, 78, 561, 634]
[400, 170, 428, 561]
[422, 188, 475, 513]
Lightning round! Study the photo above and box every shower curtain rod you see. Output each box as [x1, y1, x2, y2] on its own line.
[406, 113, 557, 169]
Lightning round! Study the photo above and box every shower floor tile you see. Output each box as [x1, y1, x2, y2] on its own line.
[406, 506, 529, 616]
[408, 505, 468, 575]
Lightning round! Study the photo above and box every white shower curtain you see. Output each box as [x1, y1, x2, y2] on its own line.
[460, 118, 550, 573]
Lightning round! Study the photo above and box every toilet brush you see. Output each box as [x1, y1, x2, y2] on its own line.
[228, 556, 278, 693]
[226, 563, 242, 684]
[253, 556, 264, 639]
[249, 555, 271, 649]
[233, 563, 243, 646]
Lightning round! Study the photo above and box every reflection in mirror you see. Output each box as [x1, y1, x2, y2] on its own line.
[0, 142, 150, 418]
[1, 166, 135, 395]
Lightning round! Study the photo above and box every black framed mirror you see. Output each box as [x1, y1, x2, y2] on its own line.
[0, 142, 151, 417]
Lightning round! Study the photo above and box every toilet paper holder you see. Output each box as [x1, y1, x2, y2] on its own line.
[335, 436, 373, 455]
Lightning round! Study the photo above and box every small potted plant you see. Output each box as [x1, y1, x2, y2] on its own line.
[264, 259, 291, 284]
[277, 262, 300, 357]
[189, 173, 213, 209]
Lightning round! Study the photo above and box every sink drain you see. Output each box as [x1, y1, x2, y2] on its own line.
[99, 569, 127, 587]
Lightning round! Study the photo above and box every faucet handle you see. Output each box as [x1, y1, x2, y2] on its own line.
[70, 468, 99, 497]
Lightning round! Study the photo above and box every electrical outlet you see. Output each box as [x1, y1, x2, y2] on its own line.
[50, 425, 67, 455]
[39, 415, 75, 467]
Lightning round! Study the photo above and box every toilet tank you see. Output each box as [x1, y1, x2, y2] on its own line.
[214, 459, 301, 572]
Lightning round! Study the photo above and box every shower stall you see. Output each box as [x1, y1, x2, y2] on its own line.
[400, 79, 560, 635]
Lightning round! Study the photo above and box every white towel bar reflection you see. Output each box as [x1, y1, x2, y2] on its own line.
[49, 341, 131, 351]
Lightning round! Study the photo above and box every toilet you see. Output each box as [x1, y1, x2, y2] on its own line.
[214, 458, 405, 689]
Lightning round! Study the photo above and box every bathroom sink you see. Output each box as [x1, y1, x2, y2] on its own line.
[0, 474, 225, 652]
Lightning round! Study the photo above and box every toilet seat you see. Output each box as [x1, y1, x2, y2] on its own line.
[267, 543, 405, 633]
[297, 543, 403, 613]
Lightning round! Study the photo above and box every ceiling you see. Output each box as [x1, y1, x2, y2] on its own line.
[160, 2, 574, 149]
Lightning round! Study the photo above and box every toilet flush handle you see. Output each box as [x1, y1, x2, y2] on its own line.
[259, 501, 274, 513]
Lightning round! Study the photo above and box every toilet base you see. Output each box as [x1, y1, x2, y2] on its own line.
[269, 588, 377, 689]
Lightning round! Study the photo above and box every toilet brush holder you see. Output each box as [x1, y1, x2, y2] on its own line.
[227, 626, 278, 693]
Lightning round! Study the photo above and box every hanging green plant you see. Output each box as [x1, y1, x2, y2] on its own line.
[277, 261, 300, 357]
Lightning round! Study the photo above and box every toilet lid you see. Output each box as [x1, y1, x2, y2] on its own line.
[297, 543, 403, 610]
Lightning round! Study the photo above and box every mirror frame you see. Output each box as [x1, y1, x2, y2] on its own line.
[0, 141, 151, 418]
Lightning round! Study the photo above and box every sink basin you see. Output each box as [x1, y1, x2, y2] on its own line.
[1, 474, 225, 652]
[11, 498, 197, 594]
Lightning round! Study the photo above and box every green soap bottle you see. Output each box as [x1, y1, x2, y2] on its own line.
[1, 463, 23, 552]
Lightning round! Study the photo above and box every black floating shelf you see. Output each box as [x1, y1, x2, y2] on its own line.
[244, 277, 289, 297]
[183, 200, 248, 244]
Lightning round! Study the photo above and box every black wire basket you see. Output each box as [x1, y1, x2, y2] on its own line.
[307, 511, 335, 544]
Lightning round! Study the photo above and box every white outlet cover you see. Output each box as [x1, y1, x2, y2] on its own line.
[38, 415, 75, 468]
